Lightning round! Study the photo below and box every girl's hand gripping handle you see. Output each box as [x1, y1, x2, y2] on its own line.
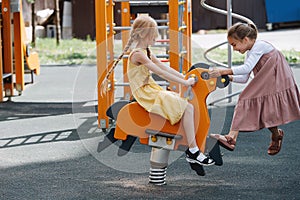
[184, 74, 197, 100]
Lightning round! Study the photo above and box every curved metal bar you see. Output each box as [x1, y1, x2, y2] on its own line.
[208, 91, 241, 106]
[200, 0, 254, 104]
[200, 0, 254, 67]
[200, 0, 254, 24]
[203, 41, 228, 67]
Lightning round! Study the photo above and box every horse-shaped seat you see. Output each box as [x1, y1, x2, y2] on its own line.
[113, 67, 229, 155]
[98, 64, 230, 170]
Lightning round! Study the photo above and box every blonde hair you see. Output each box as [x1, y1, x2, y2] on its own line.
[100, 15, 158, 95]
[227, 22, 258, 41]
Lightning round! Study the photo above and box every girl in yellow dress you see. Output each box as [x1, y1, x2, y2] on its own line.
[101, 15, 214, 166]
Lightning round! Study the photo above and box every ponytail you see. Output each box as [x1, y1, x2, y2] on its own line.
[146, 47, 151, 59]
[100, 15, 157, 96]
[228, 22, 258, 41]
[100, 36, 134, 96]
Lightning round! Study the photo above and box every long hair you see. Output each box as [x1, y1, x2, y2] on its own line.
[100, 15, 158, 96]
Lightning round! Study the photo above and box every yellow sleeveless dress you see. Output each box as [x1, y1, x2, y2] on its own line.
[127, 48, 188, 125]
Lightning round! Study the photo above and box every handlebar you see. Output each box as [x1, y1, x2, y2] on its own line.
[184, 74, 198, 100]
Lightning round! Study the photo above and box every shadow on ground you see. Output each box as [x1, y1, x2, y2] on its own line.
[0, 101, 299, 199]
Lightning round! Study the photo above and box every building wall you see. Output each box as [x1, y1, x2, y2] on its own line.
[72, 0, 95, 39]
[192, 0, 267, 32]
[25, 0, 267, 39]
[72, 0, 267, 39]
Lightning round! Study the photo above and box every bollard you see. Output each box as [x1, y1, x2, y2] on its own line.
[149, 147, 170, 185]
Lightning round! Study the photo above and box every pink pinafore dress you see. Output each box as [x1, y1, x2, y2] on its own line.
[231, 49, 300, 131]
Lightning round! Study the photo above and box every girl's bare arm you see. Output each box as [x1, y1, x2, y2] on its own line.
[151, 54, 185, 79]
[131, 51, 194, 86]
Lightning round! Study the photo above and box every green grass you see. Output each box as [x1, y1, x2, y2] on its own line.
[34, 38, 300, 66]
[35, 38, 96, 65]
[192, 47, 300, 66]
[282, 49, 300, 65]
[195, 47, 245, 65]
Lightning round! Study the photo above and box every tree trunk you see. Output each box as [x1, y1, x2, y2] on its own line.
[31, 2, 35, 47]
[54, 0, 61, 45]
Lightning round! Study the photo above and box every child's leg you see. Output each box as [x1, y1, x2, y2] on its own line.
[268, 126, 279, 137]
[182, 103, 197, 148]
[182, 103, 214, 166]
[210, 130, 238, 151]
[228, 130, 239, 142]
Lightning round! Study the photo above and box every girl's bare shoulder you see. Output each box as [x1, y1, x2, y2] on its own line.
[130, 49, 148, 65]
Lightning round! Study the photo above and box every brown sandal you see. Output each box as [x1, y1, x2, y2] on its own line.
[268, 129, 284, 156]
[210, 134, 236, 151]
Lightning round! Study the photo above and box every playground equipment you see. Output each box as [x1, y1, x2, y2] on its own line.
[95, 0, 230, 184]
[98, 63, 230, 184]
[95, 0, 192, 129]
[0, 0, 40, 102]
[200, 0, 254, 105]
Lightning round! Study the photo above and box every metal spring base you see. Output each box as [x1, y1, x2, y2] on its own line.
[149, 167, 167, 185]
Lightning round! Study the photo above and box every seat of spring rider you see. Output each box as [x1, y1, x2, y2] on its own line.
[114, 101, 191, 150]
[110, 101, 223, 165]
[113, 67, 230, 152]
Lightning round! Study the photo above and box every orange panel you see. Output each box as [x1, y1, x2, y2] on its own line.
[2, 0, 13, 97]
[182, 1, 192, 73]
[14, 10, 25, 92]
[0, 17, 3, 101]
[96, 0, 114, 128]
[168, 0, 180, 93]
[107, 0, 114, 63]
[25, 52, 40, 75]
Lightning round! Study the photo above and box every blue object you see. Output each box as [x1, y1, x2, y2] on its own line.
[265, 0, 300, 23]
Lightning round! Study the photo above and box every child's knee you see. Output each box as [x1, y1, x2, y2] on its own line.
[186, 103, 194, 113]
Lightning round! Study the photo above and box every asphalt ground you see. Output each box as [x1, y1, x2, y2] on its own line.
[1, 28, 300, 199]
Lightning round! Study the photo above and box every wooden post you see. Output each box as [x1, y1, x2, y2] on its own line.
[54, 0, 61, 45]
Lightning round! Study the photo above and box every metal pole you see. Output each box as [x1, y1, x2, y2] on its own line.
[227, 0, 232, 102]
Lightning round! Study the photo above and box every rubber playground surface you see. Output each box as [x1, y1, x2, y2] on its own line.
[1, 29, 300, 199]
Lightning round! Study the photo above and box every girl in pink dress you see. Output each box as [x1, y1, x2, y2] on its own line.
[209, 22, 300, 155]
